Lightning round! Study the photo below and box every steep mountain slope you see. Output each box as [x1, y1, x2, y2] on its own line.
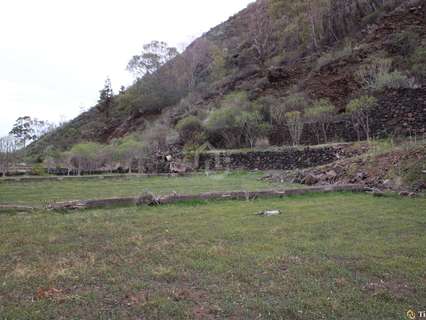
[28, 0, 425, 159]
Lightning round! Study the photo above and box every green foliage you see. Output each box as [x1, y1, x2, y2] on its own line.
[410, 45, 426, 80]
[69, 142, 103, 160]
[68, 142, 105, 174]
[206, 107, 240, 132]
[346, 96, 377, 141]
[305, 99, 335, 143]
[31, 163, 46, 176]
[236, 111, 271, 148]
[209, 45, 227, 81]
[283, 92, 310, 112]
[176, 116, 206, 146]
[374, 70, 413, 90]
[316, 41, 353, 69]
[305, 99, 334, 119]
[97, 78, 114, 118]
[285, 111, 304, 146]
[356, 57, 413, 91]
[346, 95, 377, 114]
[115, 136, 143, 160]
[9, 116, 36, 147]
[221, 91, 250, 110]
[127, 41, 179, 78]
[388, 31, 420, 56]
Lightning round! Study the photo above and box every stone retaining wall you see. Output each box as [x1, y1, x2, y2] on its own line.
[197, 144, 359, 171]
[269, 88, 426, 145]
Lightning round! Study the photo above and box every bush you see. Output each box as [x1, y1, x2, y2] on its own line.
[316, 42, 353, 69]
[221, 91, 250, 110]
[410, 45, 426, 80]
[387, 31, 419, 56]
[356, 58, 413, 91]
[373, 70, 414, 90]
[176, 116, 206, 146]
[206, 107, 242, 148]
[31, 163, 46, 176]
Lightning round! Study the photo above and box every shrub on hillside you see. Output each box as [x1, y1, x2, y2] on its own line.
[316, 42, 353, 69]
[410, 45, 426, 81]
[206, 107, 242, 148]
[176, 116, 207, 147]
[356, 57, 414, 91]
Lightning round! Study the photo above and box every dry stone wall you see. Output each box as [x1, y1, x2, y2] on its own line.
[197, 144, 360, 171]
[270, 88, 426, 146]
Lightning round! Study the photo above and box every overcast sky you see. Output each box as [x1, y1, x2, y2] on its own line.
[0, 0, 253, 136]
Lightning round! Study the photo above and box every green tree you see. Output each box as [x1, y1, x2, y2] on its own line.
[127, 41, 179, 78]
[271, 93, 309, 145]
[346, 96, 377, 141]
[0, 136, 18, 176]
[97, 78, 114, 118]
[69, 142, 103, 175]
[285, 111, 304, 146]
[9, 116, 36, 147]
[305, 99, 335, 144]
[236, 111, 271, 148]
[116, 136, 146, 174]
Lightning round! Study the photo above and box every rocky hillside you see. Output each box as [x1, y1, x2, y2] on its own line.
[28, 0, 426, 159]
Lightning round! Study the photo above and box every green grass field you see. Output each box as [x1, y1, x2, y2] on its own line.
[1, 192, 425, 319]
[0, 172, 293, 205]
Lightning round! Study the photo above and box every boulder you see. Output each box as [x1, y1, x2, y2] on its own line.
[170, 162, 190, 174]
[303, 174, 320, 185]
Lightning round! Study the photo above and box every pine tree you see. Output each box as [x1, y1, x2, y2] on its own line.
[97, 78, 114, 119]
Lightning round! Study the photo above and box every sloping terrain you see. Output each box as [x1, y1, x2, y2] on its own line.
[27, 0, 425, 159]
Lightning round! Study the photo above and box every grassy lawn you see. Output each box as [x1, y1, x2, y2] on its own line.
[0, 171, 292, 205]
[0, 192, 425, 319]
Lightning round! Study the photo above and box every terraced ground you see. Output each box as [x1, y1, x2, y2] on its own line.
[0, 171, 294, 205]
[0, 191, 425, 319]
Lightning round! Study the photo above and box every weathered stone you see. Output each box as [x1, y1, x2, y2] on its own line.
[303, 174, 320, 186]
[256, 210, 282, 217]
[46, 185, 368, 211]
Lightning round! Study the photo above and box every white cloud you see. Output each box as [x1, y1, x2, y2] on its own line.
[0, 0, 253, 136]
